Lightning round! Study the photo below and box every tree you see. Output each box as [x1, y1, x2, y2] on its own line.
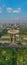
[2, 29, 7, 34]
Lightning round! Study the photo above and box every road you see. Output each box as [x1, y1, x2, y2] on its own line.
[0, 45, 27, 49]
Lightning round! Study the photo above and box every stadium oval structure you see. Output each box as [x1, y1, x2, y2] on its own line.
[8, 30, 19, 34]
[8, 30, 19, 43]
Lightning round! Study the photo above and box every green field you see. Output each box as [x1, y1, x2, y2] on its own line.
[0, 48, 27, 65]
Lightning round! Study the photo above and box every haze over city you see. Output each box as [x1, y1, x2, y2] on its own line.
[0, 0, 27, 23]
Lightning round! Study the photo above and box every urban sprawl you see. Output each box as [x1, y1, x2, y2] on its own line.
[0, 23, 27, 46]
[0, 23, 27, 65]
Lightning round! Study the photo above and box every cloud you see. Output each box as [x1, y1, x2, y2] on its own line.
[6, 7, 12, 13]
[6, 7, 21, 14]
[0, 7, 2, 14]
[13, 10, 19, 13]
[18, 8, 21, 12]
[13, 8, 21, 14]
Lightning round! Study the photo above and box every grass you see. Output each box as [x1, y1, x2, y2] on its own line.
[5, 33, 10, 36]
[21, 34, 27, 38]
[0, 29, 3, 32]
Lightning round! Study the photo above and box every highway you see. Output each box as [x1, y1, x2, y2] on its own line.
[0, 45, 27, 49]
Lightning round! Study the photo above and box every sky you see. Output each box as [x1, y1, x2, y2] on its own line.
[0, 0, 27, 23]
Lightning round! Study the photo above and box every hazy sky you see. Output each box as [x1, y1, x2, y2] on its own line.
[0, 0, 27, 23]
